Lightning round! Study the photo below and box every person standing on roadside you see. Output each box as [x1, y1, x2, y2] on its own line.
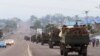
[96, 39, 99, 47]
[92, 38, 96, 47]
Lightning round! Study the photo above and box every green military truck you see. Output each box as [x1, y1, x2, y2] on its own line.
[36, 34, 42, 44]
[44, 24, 61, 48]
[60, 27, 89, 56]
[48, 28, 61, 48]
[41, 32, 50, 45]
[31, 35, 36, 43]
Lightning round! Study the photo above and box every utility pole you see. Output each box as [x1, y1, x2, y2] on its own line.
[85, 11, 89, 25]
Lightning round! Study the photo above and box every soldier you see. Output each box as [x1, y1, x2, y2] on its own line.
[59, 25, 68, 43]
[74, 22, 79, 27]
[92, 38, 96, 47]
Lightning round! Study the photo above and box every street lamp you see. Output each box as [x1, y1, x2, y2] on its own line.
[85, 11, 89, 25]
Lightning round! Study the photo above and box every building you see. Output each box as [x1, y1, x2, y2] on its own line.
[93, 18, 100, 31]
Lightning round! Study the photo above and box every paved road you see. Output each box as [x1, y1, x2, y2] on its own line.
[28, 42, 100, 56]
[0, 22, 31, 56]
[0, 22, 100, 56]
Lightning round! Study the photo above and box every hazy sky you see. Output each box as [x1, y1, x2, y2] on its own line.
[0, 0, 100, 20]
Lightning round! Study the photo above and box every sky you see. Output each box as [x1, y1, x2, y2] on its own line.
[0, 0, 100, 20]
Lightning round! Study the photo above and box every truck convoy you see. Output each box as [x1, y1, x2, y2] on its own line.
[30, 24, 90, 56]
[60, 25, 89, 56]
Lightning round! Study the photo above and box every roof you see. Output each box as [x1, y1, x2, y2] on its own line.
[64, 21, 76, 26]
[64, 20, 85, 26]
[94, 18, 100, 23]
[82, 18, 94, 24]
[64, 17, 100, 25]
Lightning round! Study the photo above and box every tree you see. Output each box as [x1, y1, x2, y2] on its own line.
[87, 24, 92, 30]
[3, 20, 17, 32]
[11, 17, 21, 23]
[33, 20, 42, 29]
[52, 14, 65, 25]
[30, 15, 37, 22]
[40, 15, 52, 27]
[44, 24, 56, 33]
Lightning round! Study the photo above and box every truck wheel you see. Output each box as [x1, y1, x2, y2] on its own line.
[49, 44, 53, 48]
[33, 41, 35, 43]
[49, 42, 53, 48]
[4, 46, 6, 48]
[64, 50, 68, 56]
[36, 41, 39, 44]
[82, 50, 87, 56]
[41, 42, 44, 45]
[60, 50, 63, 55]
[82, 53, 87, 56]
[78, 51, 82, 56]
[82, 46, 87, 56]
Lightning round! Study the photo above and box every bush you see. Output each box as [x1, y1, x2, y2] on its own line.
[90, 29, 99, 34]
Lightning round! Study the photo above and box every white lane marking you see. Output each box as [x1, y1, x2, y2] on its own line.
[27, 44, 32, 56]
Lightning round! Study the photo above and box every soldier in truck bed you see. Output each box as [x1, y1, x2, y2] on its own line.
[59, 25, 69, 43]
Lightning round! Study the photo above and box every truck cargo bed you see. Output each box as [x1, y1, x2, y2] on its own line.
[65, 35, 89, 45]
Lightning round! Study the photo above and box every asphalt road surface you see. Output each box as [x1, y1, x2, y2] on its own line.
[0, 22, 100, 56]
[0, 22, 30, 56]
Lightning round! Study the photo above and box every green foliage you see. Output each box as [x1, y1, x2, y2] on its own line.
[34, 20, 42, 29]
[30, 15, 37, 23]
[44, 24, 56, 33]
[90, 29, 99, 34]
[87, 24, 92, 30]
[0, 19, 17, 32]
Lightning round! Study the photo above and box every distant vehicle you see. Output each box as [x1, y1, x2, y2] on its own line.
[24, 36, 30, 41]
[31, 35, 36, 43]
[41, 32, 50, 45]
[0, 41, 6, 48]
[48, 28, 61, 48]
[4, 39, 15, 45]
[36, 34, 42, 43]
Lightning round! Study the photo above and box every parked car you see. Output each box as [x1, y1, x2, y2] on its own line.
[4, 39, 15, 45]
[0, 41, 6, 48]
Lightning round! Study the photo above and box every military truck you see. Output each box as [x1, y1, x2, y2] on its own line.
[44, 24, 61, 48]
[24, 36, 30, 41]
[41, 32, 50, 45]
[36, 34, 42, 43]
[48, 27, 61, 48]
[35, 28, 42, 44]
[31, 35, 36, 43]
[60, 27, 89, 56]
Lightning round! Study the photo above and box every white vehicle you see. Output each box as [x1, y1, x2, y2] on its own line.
[94, 36, 100, 41]
[4, 39, 15, 45]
